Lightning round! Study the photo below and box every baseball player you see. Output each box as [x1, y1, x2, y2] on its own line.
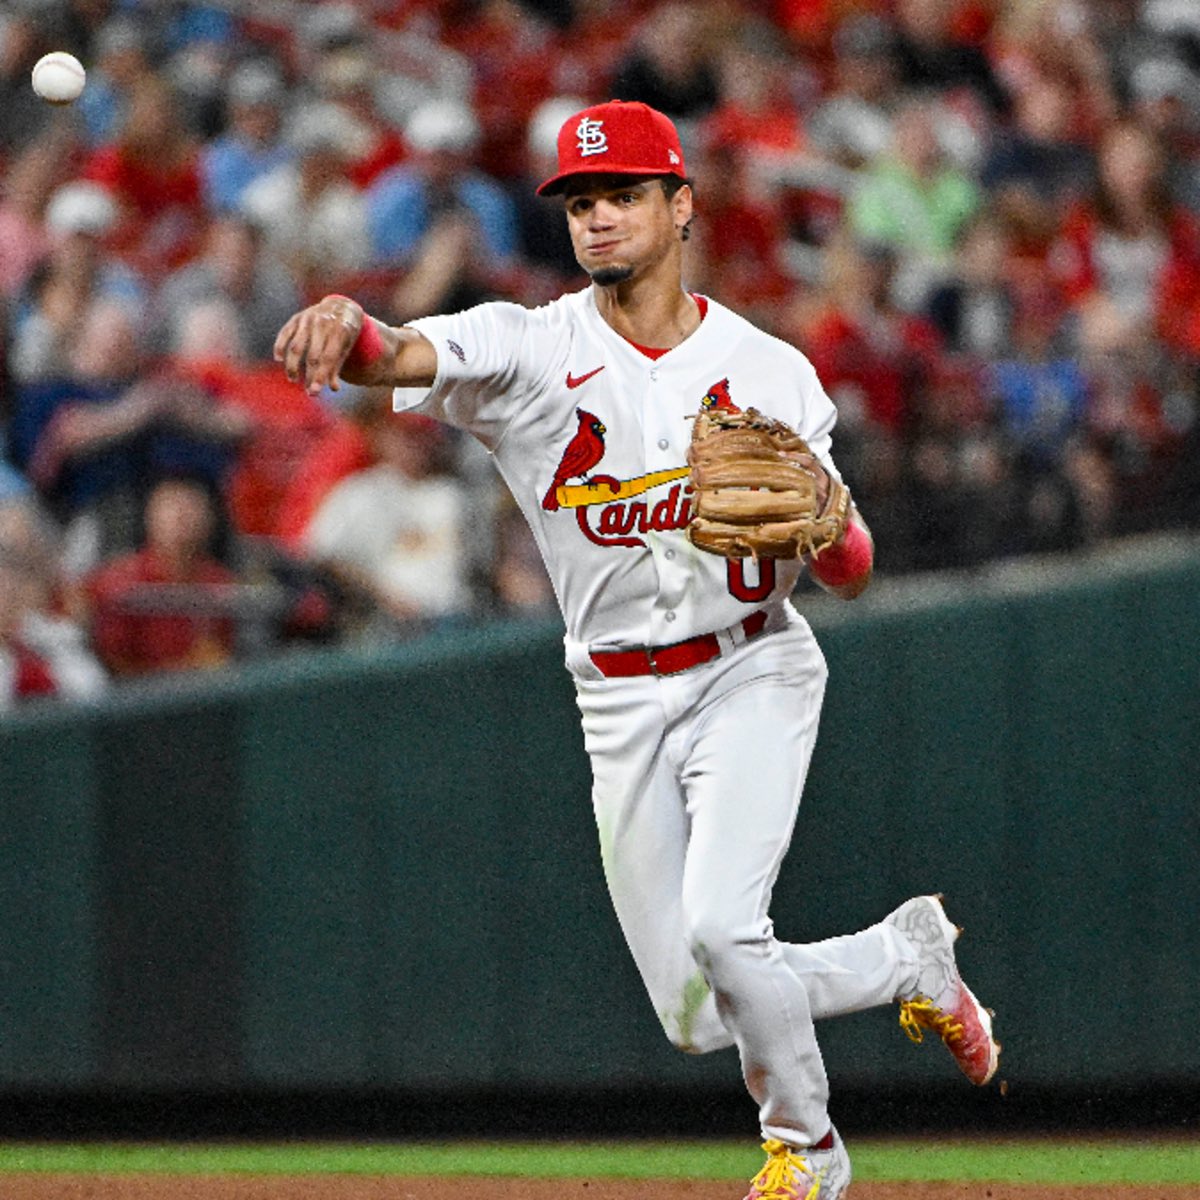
[275, 100, 999, 1200]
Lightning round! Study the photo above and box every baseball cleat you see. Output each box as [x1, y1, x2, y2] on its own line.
[744, 1128, 851, 1200]
[885, 894, 1000, 1086]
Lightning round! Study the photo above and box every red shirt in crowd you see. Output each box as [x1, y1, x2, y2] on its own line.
[169, 358, 340, 539]
[8, 641, 58, 699]
[1053, 200, 1200, 353]
[801, 306, 944, 432]
[82, 143, 204, 272]
[86, 548, 237, 678]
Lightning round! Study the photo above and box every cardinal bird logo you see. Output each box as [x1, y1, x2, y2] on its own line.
[543, 408, 607, 511]
[701, 377, 738, 412]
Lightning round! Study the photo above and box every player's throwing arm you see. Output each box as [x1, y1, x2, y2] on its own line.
[273, 294, 437, 394]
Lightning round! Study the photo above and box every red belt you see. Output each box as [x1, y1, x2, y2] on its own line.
[590, 610, 769, 678]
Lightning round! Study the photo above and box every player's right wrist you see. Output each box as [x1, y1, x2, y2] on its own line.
[328, 295, 388, 376]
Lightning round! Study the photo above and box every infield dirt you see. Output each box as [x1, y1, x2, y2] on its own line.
[5, 1178, 1199, 1199]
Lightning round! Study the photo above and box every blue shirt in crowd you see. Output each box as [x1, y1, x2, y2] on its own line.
[201, 136, 294, 214]
[366, 167, 518, 265]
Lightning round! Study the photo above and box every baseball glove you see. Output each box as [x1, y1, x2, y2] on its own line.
[686, 406, 851, 559]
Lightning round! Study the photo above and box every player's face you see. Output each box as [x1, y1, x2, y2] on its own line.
[563, 177, 691, 286]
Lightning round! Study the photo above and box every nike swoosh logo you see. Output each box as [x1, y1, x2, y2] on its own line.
[566, 366, 605, 389]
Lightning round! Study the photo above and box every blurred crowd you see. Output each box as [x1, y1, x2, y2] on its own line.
[3, 0, 1200, 707]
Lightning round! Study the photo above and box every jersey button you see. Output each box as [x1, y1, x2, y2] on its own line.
[665, 548, 676, 560]
[665, 610, 676, 622]
[650, 369, 659, 382]
[657, 438, 669, 450]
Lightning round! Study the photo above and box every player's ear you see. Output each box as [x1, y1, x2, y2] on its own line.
[676, 182, 696, 241]
[672, 183, 693, 238]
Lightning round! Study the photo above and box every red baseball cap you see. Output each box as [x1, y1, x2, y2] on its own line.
[536, 100, 687, 196]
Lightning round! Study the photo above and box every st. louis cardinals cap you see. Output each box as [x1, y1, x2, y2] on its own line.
[536, 99, 687, 196]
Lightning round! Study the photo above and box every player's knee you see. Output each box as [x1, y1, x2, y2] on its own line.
[684, 911, 764, 976]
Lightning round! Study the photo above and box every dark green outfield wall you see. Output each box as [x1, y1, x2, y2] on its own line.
[3, 538, 1198, 1093]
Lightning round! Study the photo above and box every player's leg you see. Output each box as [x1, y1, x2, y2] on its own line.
[573, 642, 921, 1068]
[673, 623, 834, 1146]
[574, 674, 734, 1055]
[779, 922, 919, 1019]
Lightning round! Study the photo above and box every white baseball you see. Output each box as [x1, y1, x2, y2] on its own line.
[31, 52, 87, 105]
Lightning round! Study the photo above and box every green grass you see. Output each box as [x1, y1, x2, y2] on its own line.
[1, 1139, 1199, 1184]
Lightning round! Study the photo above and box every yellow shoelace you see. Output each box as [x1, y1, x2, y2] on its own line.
[899, 997, 964, 1045]
[750, 1139, 825, 1200]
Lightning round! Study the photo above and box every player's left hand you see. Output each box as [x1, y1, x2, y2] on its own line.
[686, 405, 851, 560]
[783, 448, 832, 513]
[274, 295, 363, 395]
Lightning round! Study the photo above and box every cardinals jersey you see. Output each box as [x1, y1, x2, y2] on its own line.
[396, 288, 844, 674]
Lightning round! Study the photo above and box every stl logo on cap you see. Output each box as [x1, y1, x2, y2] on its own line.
[537, 100, 686, 195]
[577, 117, 608, 157]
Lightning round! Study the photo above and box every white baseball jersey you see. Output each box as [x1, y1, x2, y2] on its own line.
[396, 285, 930, 1153]
[395, 287, 843, 668]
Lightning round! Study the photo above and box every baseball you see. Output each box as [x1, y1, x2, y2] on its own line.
[31, 52, 87, 105]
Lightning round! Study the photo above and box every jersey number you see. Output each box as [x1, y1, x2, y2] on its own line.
[727, 559, 775, 602]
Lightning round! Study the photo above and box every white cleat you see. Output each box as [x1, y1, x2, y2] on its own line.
[743, 1127, 851, 1200]
[885, 894, 1001, 1086]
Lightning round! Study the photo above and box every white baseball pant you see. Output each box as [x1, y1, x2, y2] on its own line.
[574, 616, 920, 1146]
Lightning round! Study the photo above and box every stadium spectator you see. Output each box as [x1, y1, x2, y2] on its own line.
[926, 211, 1019, 359]
[0, 495, 107, 709]
[773, 0, 889, 58]
[0, 133, 73, 301]
[987, 283, 1087, 469]
[199, 60, 293, 214]
[806, 14, 901, 170]
[989, 0, 1115, 142]
[0, 6, 56, 164]
[702, 25, 807, 161]
[791, 231, 945, 434]
[547, 0, 644, 100]
[1053, 119, 1200, 358]
[273, 408, 374, 555]
[444, 0, 558, 183]
[848, 95, 982, 308]
[240, 102, 372, 290]
[310, 32, 410, 190]
[892, 0, 1009, 118]
[1127, 55, 1200, 213]
[1072, 298, 1171, 534]
[81, 73, 206, 276]
[73, 14, 157, 148]
[982, 74, 1095, 211]
[8, 181, 146, 384]
[11, 298, 248, 568]
[303, 399, 470, 633]
[156, 214, 300, 361]
[368, 97, 516, 265]
[832, 424, 914, 573]
[367, 98, 517, 320]
[56, 0, 124, 68]
[609, 1, 721, 124]
[160, 297, 335, 542]
[84, 474, 239, 678]
[508, 96, 591, 301]
[683, 137, 793, 320]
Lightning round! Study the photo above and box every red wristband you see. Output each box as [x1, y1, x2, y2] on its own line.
[329, 295, 387, 372]
[809, 519, 873, 588]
